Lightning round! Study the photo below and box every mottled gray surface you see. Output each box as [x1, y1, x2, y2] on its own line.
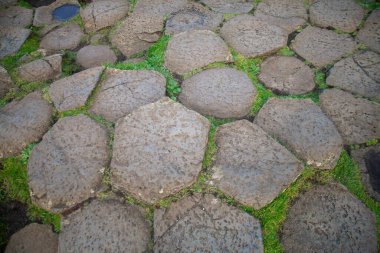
[133, 0, 188, 17]
[0, 27, 30, 59]
[201, 0, 253, 14]
[33, 0, 79, 27]
[0, 6, 33, 27]
[76, 45, 117, 69]
[358, 10, 380, 53]
[18, 54, 62, 82]
[40, 23, 84, 52]
[0, 0, 17, 6]
[0, 65, 14, 98]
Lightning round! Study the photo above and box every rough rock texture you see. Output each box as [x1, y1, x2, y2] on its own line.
[49, 66, 104, 112]
[220, 15, 288, 58]
[0, 6, 34, 27]
[0, 27, 30, 59]
[291, 26, 358, 68]
[254, 98, 343, 170]
[0, 0, 17, 6]
[212, 120, 303, 209]
[76, 45, 117, 69]
[90, 69, 166, 122]
[201, 0, 253, 14]
[0, 91, 52, 158]
[164, 30, 232, 75]
[111, 98, 210, 204]
[133, 0, 188, 17]
[179, 68, 256, 118]
[123, 57, 145, 64]
[154, 194, 264, 252]
[40, 23, 84, 52]
[259, 56, 315, 95]
[320, 88, 380, 144]
[358, 10, 380, 53]
[28, 115, 109, 213]
[0, 65, 14, 98]
[80, 0, 129, 33]
[17, 54, 62, 82]
[282, 183, 377, 253]
[59, 199, 150, 253]
[327, 51, 380, 99]
[33, 0, 79, 27]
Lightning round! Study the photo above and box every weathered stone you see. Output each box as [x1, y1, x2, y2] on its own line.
[0, 0, 17, 6]
[357, 9, 380, 54]
[90, 69, 166, 122]
[0, 27, 30, 59]
[282, 183, 377, 253]
[40, 23, 84, 53]
[220, 15, 287, 58]
[59, 199, 150, 252]
[0, 6, 34, 28]
[49, 66, 104, 112]
[111, 98, 210, 204]
[320, 88, 380, 144]
[89, 33, 107, 45]
[259, 56, 315, 95]
[133, 0, 188, 17]
[164, 30, 232, 75]
[18, 54, 62, 82]
[291, 26, 358, 68]
[33, 0, 79, 27]
[212, 120, 303, 209]
[76, 45, 117, 69]
[200, 0, 253, 14]
[179, 68, 256, 118]
[123, 57, 145, 64]
[0, 65, 14, 98]
[154, 194, 264, 252]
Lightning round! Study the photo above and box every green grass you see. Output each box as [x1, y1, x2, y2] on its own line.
[278, 47, 295, 57]
[18, 0, 33, 8]
[356, 0, 380, 10]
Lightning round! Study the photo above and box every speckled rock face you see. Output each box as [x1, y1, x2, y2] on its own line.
[0, 27, 30, 59]
[358, 10, 380, 54]
[200, 0, 253, 14]
[212, 120, 303, 209]
[133, 0, 188, 17]
[59, 199, 150, 253]
[320, 89, 380, 145]
[0, 6, 34, 28]
[179, 68, 256, 118]
[0, 0, 17, 6]
[28, 115, 109, 213]
[282, 183, 377, 253]
[0, 65, 14, 98]
[40, 23, 84, 52]
[18, 54, 62, 82]
[33, 0, 79, 27]
[76, 45, 117, 69]
[111, 98, 210, 204]
[254, 98, 343, 170]
[154, 194, 264, 252]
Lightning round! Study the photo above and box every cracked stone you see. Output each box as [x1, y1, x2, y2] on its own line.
[200, 0, 253, 14]
[40, 23, 84, 53]
[76, 45, 117, 69]
[18, 54, 62, 82]
[0, 27, 30, 59]
[0, 65, 14, 98]
[33, 0, 79, 27]
[357, 9, 380, 54]
[0, 6, 33, 28]
[133, 0, 188, 17]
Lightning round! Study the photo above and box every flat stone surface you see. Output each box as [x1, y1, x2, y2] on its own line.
[133, 0, 188, 17]
[320, 88, 380, 144]
[0, 6, 34, 28]
[259, 56, 315, 95]
[357, 9, 380, 54]
[291, 26, 358, 68]
[282, 183, 377, 253]
[111, 98, 210, 204]
[0, 91, 52, 158]
[200, 0, 254, 14]
[0, 0, 17, 6]
[18, 54, 62, 82]
[49, 66, 104, 112]
[164, 30, 232, 75]
[254, 98, 343, 169]
[76, 45, 117, 69]
[220, 15, 288, 58]
[33, 0, 79, 27]
[327, 51, 380, 100]
[90, 69, 166, 122]
[154, 193, 264, 252]
[179, 67, 256, 118]
[59, 199, 150, 253]
[0, 65, 14, 98]
[0, 27, 30, 59]
[212, 120, 303, 209]
[40, 23, 84, 53]
[28, 115, 109, 213]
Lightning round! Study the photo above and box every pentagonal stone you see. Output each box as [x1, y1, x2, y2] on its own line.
[133, 0, 187, 17]
[59, 199, 150, 252]
[282, 183, 377, 253]
[259, 56, 315, 95]
[0, 65, 14, 98]
[33, 0, 79, 27]
[0, 6, 33, 28]
[40, 23, 84, 53]
[111, 98, 210, 204]
[17, 54, 62, 82]
[220, 15, 288, 58]
[164, 30, 232, 75]
[358, 10, 380, 54]
[0, 91, 53, 158]
[179, 68, 256, 118]
[28, 115, 109, 213]
[49, 66, 104, 112]
[320, 88, 380, 144]
[200, 0, 253, 14]
[89, 69, 166, 122]
[154, 194, 264, 252]
[0, 27, 30, 59]
[76, 45, 117, 69]
[254, 98, 343, 169]
[327, 51, 380, 100]
[211, 120, 303, 209]
[291, 26, 358, 68]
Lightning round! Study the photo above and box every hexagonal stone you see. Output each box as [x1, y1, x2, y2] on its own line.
[76, 45, 117, 69]
[0, 27, 30, 59]
[40, 23, 84, 53]
[254, 98, 343, 169]
[320, 88, 380, 144]
[327, 51, 380, 100]
[0, 65, 14, 98]
[179, 68, 256, 118]
[358, 9, 380, 54]
[17, 54, 62, 82]
[49, 66, 104, 112]
[220, 15, 287, 58]
[0, 6, 33, 28]
[89, 68, 166, 122]
[59, 199, 150, 252]
[133, 0, 188, 17]
[0, 91, 53, 158]
[28, 115, 109, 213]
[164, 30, 232, 75]
[211, 120, 303, 209]
[111, 98, 210, 204]
[33, 0, 79, 27]
[154, 194, 264, 252]
[291, 26, 358, 68]
[282, 183, 377, 253]
[200, 0, 254, 14]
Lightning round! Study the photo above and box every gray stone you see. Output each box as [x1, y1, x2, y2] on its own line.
[320, 88, 380, 144]
[111, 98, 210, 204]
[0, 6, 33, 28]
[0, 27, 30, 59]
[179, 68, 256, 118]
[164, 30, 232, 75]
[154, 194, 264, 252]
[200, 0, 254, 14]
[0, 0, 17, 6]
[28, 115, 109, 213]
[282, 183, 377, 253]
[90, 68, 166, 122]
[212, 120, 303, 209]
[133, 0, 188, 17]
[40, 23, 84, 53]
[0, 91, 52, 158]
[0, 65, 14, 98]
[123, 57, 145, 64]
[18, 54, 62, 82]
[33, 0, 79, 27]
[357, 9, 380, 54]
[76, 45, 117, 69]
